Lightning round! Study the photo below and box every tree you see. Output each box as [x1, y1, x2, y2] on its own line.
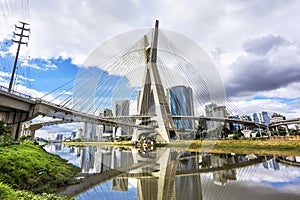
[221, 125, 231, 139]
[196, 124, 206, 139]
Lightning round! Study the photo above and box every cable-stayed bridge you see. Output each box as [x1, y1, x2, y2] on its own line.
[0, 83, 267, 141]
[0, 85, 154, 140]
[0, 20, 269, 142]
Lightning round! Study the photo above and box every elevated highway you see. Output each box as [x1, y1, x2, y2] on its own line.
[269, 118, 300, 135]
[0, 86, 154, 139]
[1, 84, 268, 140]
[269, 118, 300, 127]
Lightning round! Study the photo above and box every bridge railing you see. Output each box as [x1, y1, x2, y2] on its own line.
[0, 85, 36, 101]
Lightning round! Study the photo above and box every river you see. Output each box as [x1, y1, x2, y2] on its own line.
[44, 144, 300, 200]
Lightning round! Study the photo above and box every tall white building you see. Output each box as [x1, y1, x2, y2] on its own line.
[205, 103, 227, 136]
[99, 109, 113, 137]
[114, 100, 132, 136]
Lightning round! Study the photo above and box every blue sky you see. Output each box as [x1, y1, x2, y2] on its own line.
[1, 0, 300, 119]
[0, 39, 78, 95]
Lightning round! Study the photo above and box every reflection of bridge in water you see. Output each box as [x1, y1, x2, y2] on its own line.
[57, 145, 296, 199]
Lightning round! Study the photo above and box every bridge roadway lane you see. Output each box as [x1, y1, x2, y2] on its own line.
[0, 85, 267, 139]
[0, 86, 154, 139]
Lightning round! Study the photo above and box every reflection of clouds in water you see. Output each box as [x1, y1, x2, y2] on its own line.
[249, 164, 300, 183]
[235, 163, 300, 195]
[43, 145, 81, 168]
[280, 183, 300, 194]
[128, 178, 137, 189]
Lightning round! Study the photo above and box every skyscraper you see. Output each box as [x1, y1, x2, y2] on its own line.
[166, 86, 194, 130]
[262, 111, 270, 125]
[115, 100, 130, 116]
[252, 113, 259, 123]
[205, 103, 227, 131]
[114, 100, 132, 136]
[99, 108, 113, 137]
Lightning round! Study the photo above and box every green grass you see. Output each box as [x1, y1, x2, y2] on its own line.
[0, 143, 81, 194]
[161, 139, 300, 156]
[65, 139, 300, 156]
[0, 182, 70, 200]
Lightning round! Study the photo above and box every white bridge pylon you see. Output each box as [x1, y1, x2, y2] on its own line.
[133, 20, 178, 143]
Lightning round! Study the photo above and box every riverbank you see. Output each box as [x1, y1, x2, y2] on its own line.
[64, 139, 300, 156]
[169, 140, 300, 156]
[0, 143, 80, 199]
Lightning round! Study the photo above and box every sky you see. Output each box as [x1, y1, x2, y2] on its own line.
[1, 0, 300, 125]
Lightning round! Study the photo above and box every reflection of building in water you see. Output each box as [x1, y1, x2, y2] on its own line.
[176, 153, 203, 200]
[134, 149, 179, 200]
[213, 169, 237, 186]
[81, 146, 95, 173]
[197, 153, 238, 186]
[112, 178, 128, 191]
[263, 158, 280, 170]
[80, 146, 134, 174]
[211, 154, 237, 186]
[79, 146, 181, 198]
[75, 147, 273, 200]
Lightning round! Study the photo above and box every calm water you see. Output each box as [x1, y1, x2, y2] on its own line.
[44, 144, 300, 200]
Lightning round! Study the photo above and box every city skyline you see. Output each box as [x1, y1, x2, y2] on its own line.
[1, 0, 299, 123]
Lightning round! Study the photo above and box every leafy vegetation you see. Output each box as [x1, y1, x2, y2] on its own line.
[0, 121, 14, 146]
[195, 124, 206, 139]
[0, 144, 81, 194]
[0, 182, 71, 200]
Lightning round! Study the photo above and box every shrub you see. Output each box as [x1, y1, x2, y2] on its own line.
[0, 182, 71, 200]
[0, 182, 15, 200]
[0, 121, 14, 147]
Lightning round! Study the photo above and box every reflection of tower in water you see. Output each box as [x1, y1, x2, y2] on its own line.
[176, 153, 203, 200]
[211, 154, 237, 186]
[75, 146, 268, 200]
[81, 146, 95, 173]
[136, 149, 179, 200]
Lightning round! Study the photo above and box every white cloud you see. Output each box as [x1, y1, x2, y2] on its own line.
[232, 98, 300, 119]
[0, 71, 10, 78]
[21, 58, 58, 71]
[244, 164, 300, 184]
[1, 0, 300, 118]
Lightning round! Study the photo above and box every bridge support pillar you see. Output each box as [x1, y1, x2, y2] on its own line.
[295, 125, 299, 133]
[30, 130, 36, 140]
[285, 125, 289, 136]
[1, 110, 29, 140]
[10, 122, 22, 140]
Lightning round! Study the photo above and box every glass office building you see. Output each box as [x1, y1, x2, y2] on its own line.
[167, 86, 194, 130]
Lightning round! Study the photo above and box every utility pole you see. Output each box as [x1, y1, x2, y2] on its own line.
[8, 21, 30, 93]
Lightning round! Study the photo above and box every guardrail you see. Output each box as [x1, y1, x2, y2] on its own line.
[0, 85, 36, 101]
[0, 85, 70, 110]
